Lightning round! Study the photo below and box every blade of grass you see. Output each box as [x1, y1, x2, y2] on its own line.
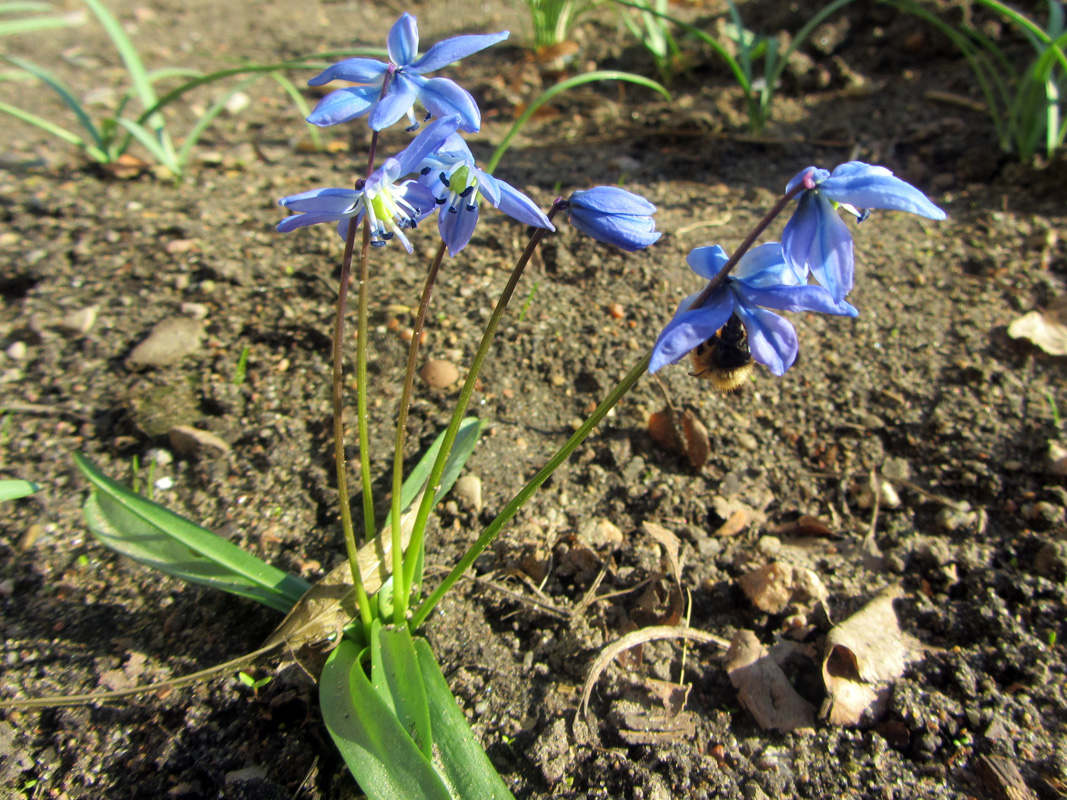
[0, 97, 108, 161]
[4, 55, 105, 152]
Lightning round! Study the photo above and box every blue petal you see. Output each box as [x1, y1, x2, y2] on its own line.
[569, 210, 660, 251]
[411, 31, 510, 73]
[307, 58, 387, 86]
[730, 242, 792, 286]
[417, 77, 482, 132]
[394, 115, 463, 174]
[740, 283, 858, 317]
[649, 291, 734, 373]
[388, 12, 419, 66]
[570, 186, 656, 215]
[394, 181, 440, 222]
[474, 169, 502, 207]
[733, 301, 798, 376]
[368, 74, 420, 131]
[277, 212, 345, 233]
[278, 187, 359, 213]
[685, 245, 729, 280]
[438, 199, 480, 256]
[820, 161, 946, 219]
[307, 86, 378, 127]
[493, 179, 554, 229]
[782, 193, 854, 301]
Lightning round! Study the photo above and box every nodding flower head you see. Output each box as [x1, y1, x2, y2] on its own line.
[782, 161, 946, 302]
[306, 12, 508, 132]
[277, 116, 462, 252]
[565, 186, 661, 252]
[416, 133, 553, 256]
[650, 242, 857, 378]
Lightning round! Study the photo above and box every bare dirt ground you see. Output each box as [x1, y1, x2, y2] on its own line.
[2, 0, 1067, 798]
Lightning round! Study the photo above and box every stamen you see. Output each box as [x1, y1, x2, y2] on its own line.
[405, 122, 420, 133]
[435, 197, 447, 205]
[439, 173, 451, 187]
[448, 206, 458, 214]
[466, 202, 476, 212]
[424, 111, 432, 122]
[459, 186, 474, 198]
[421, 167, 432, 175]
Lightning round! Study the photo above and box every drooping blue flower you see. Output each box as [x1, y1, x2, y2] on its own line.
[306, 13, 508, 132]
[277, 116, 461, 251]
[566, 187, 661, 251]
[782, 161, 946, 302]
[416, 133, 553, 256]
[650, 242, 858, 377]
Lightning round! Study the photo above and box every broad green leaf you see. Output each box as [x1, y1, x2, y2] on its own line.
[0, 479, 39, 501]
[376, 625, 433, 761]
[415, 638, 517, 800]
[75, 452, 308, 612]
[321, 639, 452, 800]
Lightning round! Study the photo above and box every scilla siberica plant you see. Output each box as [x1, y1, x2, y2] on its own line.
[272, 4, 946, 786]
[8, 10, 945, 798]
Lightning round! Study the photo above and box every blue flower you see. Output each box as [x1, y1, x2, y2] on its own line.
[782, 161, 946, 302]
[566, 187, 661, 251]
[416, 133, 553, 256]
[650, 242, 858, 377]
[277, 116, 461, 251]
[306, 13, 508, 132]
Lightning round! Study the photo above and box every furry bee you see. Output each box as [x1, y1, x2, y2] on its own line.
[689, 314, 754, 392]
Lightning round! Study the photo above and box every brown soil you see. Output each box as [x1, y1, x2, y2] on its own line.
[2, 0, 1067, 798]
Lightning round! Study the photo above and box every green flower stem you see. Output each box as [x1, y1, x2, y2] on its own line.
[333, 200, 372, 632]
[355, 218, 377, 576]
[391, 240, 448, 624]
[688, 180, 804, 309]
[411, 351, 651, 630]
[401, 203, 564, 598]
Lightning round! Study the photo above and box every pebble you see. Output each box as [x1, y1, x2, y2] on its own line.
[420, 359, 458, 389]
[5, 341, 27, 361]
[59, 305, 97, 335]
[169, 425, 232, 457]
[180, 302, 209, 320]
[127, 317, 203, 368]
[453, 474, 483, 512]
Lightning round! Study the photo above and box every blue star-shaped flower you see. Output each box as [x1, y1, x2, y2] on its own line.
[306, 13, 508, 132]
[277, 116, 461, 251]
[416, 134, 554, 256]
[566, 187, 661, 252]
[782, 161, 946, 302]
[650, 242, 858, 377]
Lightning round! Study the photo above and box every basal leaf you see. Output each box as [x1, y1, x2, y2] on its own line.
[321, 639, 452, 800]
[76, 453, 308, 612]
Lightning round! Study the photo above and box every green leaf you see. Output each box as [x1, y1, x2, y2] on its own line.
[376, 625, 433, 762]
[0, 7, 82, 36]
[75, 452, 309, 612]
[321, 639, 453, 800]
[0, 479, 39, 501]
[3, 56, 105, 152]
[415, 638, 516, 800]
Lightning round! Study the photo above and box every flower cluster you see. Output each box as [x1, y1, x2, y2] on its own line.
[651, 161, 945, 381]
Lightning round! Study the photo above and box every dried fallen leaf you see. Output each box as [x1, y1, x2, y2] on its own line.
[738, 562, 829, 615]
[579, 626, 730, 720]
[647, 405, 711, 469]
[725, 629, 816, 733]
[821, 586, 923, 726]
[643, 521, 682, 587]
[1008, 308, 1067, 356]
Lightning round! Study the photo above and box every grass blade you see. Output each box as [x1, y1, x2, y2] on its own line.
[0, 97, 107, 160]
[175, 74, 260, 169]
[75, 452, 309, 612]
[4, 55, 105, 151]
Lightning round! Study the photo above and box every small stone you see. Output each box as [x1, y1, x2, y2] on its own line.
[453, 474, 483, 512]
[59, 305, 97, 335]
[1034, 541, 1067, 581]
[757, 535, 781, 558]
[127, 317, 203, 368]
[0, 578, 15, 597]
[420, 359, 458, 389]
[607, 302, 625, 319]
[5, 341, 27, 361]
[180, 302, 209, 320]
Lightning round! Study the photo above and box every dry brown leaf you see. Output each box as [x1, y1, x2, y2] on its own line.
[821, 586, 922, 726]
[725, 629, 816, 733]
[680, 410, 710, 469]
[579, 626, 730, 719]
[1007, 309, 1067, 355]
[642, 521, 682, 587]
[738, 562, 829, 615]
[263, 493, 421, 651]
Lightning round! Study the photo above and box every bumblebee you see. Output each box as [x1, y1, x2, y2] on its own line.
[689, 313, 754, 393]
